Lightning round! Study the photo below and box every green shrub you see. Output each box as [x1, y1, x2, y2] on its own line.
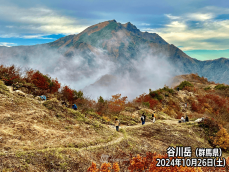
[149, 91, 163, 101]
[161, 86, 174, 93]
[73, 90, 84, 99]
[0, 80, 9, 95]
[177, 81, 194, 90]
[214, 84, 229, 90]
[204, 86, 211, 91]
[98, 96, 105, 103]
[142, 102, 150, 108]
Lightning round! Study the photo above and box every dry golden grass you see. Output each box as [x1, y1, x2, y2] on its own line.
[1, 77, 229, 171]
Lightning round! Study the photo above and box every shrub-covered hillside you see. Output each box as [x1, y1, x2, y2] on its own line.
[1, 65, 229, 171]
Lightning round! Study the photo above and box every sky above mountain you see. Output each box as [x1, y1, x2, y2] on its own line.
[0, 0, 229, 60]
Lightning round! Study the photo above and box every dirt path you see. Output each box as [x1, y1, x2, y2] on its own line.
[80, 119, 195, 152]
[3, 119, 194, 156]
[79, 122, 154, 152]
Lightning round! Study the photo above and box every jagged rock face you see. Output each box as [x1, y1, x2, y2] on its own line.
[0, 20, 229, 84]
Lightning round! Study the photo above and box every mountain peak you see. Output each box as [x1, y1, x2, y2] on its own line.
[122, 22, 140, 34]
[109, 19, 117, 22]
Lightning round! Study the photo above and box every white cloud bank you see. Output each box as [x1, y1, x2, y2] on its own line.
[0, 42, 17, 47]
[0, 5, 88, 37]
[144, 7, 229, 51]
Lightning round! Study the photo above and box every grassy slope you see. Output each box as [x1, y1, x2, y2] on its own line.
[1, 78, 228, 171]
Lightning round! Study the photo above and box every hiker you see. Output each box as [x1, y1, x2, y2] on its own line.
[177, 87, 179, 91]
[181, 116, 185, 122]
[72, 104, 77, 110]
[143, 113, 146, 123]
[40, 95, 46, 101]
[152, 113, 156, 123]
[61, 101, 67, 107]
[179, 116, 185, 123]
[185, 115, 189, 122]
[185, 103, 187, 108]
[141, 114, 145, 125]
[115, 118, 120, 131]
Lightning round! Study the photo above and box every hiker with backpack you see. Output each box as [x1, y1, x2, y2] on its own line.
[115, 118, 120, 131]
[181, 116, 185, 122]
[40, 95, 46, 101]
[141, 114, 144, 125]
[72, 104, 77, 110]
[185, 115, 189, 122]
[152, 113, 156, 123]
[141, 113, 146, 125]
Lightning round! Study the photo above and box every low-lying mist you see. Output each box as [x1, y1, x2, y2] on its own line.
[0, 40, 181, 101]
[83, 48, 181, 100]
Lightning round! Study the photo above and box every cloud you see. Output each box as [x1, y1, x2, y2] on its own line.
[0, 5, 88, 36]
[83, 44, 179, 100]
[0, 42, 17, 47]
[145, 8, 229, 51]
[186, 13, 214, 21]
[22, 35, 53, 39]
[141, 23, 150, 26]
[165, 14, 180, 20]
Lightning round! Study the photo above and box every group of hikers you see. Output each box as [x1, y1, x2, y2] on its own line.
[11, 81, 78, 111]
[12, 80, 190, 131]
[114, 102, 190, 131]
[179, 115, 189, 123]
[114, 112, 156, 132]
[140, 112, 156, 125]
[61, 101, 78, 110]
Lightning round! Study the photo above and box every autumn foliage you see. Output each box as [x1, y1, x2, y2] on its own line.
[213, 127, 229, 151]
[134, 94, 159, 109]
[86, 152, 229, 172]
[87, 162, 120, 172]
[31, 71, 50, 90]
[108, 94, 127, 114]
[61, 86, 74, 102]
[0, 65, 20, 85]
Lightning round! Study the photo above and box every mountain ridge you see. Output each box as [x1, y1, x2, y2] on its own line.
[0, 20, 228, 85]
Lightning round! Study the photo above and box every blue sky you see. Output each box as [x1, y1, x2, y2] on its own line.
[0, 0, 229, 61]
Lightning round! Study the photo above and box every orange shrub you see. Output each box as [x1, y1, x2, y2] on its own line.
[100, 162, 112, 172]
[213, 127, 229, 151]
[87, 162, 120, 172]
[108, 94, 127, 114]
[61, 86, 74, 102]
[87, 152, 229, 172]
[134, 94, 159, 109]
[50, 78, 61, 93]
[0, 65, 21, 85]
[191, 102, 205, 113]
[183, 86, 195, 92]
[31, 71, 50, 90]
[112, 162, 120, 172]
[87, 162, 99, 172]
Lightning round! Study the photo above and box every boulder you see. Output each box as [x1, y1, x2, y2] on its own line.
[14, 90, 26, 97]
[194, 118, 204, 123]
